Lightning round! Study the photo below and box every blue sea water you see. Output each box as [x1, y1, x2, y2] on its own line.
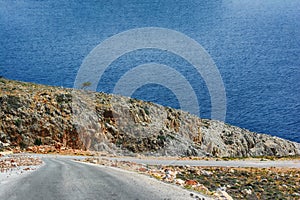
[0, 0, 299, 142]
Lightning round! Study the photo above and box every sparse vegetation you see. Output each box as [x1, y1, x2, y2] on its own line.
[175, 166, 300, 199]
[14, 118, 22, 127]
[19, 142, 28, 150]
[81, 81, 92, 89]
[143, 107, 150, 115]
[34, 138, 43, 146]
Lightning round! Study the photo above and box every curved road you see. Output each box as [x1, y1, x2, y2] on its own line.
[0, 157, 206, 200]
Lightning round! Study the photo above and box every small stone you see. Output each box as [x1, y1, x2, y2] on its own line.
[185, 179, 198, 186]
[91, 159, 98, 164]
[201, 170, 213, 176]
[261, 178, 268, 183]
[243, 188, 252, 195]
[175, 179, 185, 186]
[138, 167, 148, 172]
[217, 186, 227, 192]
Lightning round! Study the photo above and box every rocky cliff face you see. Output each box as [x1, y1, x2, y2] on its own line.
[1, 78, 299, 157]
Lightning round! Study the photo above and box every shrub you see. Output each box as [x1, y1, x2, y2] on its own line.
[143, 107, 150, 115]
[81, 82, 91, 89]
[19, 142, 28, 150]
[34, 138, 42, 146]
[14, 118, 22, 127]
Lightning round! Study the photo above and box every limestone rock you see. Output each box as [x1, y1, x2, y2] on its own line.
[0, 78, 299, 157]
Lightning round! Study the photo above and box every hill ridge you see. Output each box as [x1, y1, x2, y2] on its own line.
[1, 78, 299, 157]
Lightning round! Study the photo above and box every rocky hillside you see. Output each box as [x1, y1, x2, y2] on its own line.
[0, 78, 299, 157]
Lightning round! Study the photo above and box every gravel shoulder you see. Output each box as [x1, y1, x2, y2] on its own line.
[0, 155, 43, 185]
[108, 157, 300, 168]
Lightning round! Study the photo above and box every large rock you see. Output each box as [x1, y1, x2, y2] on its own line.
[0, 77, 299, 157]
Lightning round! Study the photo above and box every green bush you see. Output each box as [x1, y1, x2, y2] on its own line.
[34, 138, 42, 146]
[81, 82, 91, 89]
[14, 118, 22, 127]
[143, 107, 150, 115]
[19, 142, 28, 149]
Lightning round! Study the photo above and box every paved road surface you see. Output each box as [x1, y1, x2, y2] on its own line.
[0, 157, 206, 200]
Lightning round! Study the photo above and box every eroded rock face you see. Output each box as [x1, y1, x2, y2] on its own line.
[200, 120, 300, 157]
[0, 78, 299, 157]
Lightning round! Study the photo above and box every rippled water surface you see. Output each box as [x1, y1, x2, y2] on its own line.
[0, 0, 299, 142]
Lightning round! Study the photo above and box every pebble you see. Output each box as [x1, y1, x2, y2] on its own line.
[243, 188, 252, 195]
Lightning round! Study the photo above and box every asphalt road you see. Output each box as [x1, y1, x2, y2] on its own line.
[0, 157, 206, 200]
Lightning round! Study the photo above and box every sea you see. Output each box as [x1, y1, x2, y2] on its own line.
[0, 0, 299, 142]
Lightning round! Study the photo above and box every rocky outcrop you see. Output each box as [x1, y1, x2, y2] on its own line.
[0, 78, 299, 157]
